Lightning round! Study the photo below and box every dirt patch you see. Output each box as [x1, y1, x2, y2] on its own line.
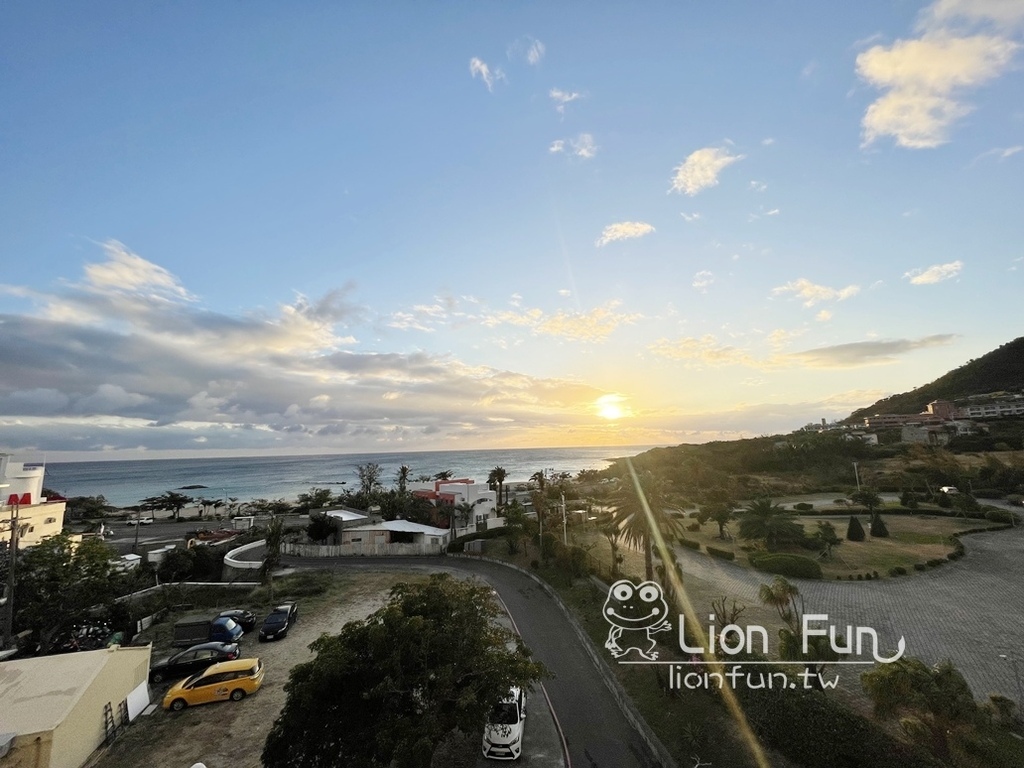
[90, 570, 420, 768]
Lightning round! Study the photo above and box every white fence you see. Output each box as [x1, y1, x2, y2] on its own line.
[282, 541, 445, 558]
[224, 539, 266, 570]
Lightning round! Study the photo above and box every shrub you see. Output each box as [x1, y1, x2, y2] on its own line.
[864, 573, 873, 580]
[530, 559, 539, 570]
[706, 546, 735, 561]
[733, 674, 944, 768]
[984, 509, 1020, 524]
[857, 574, 864, 580]
[678, 537, 701, 550]
[914, 563, 926, 571]
[793, 502, 814, 511]
[870, 515, 889, 538]
[846, 515, 866, 542]
[889, 566, 907, 577]
[926, 558, 945, 568]
[686, 522, 701, 532]
[872, 571, 879, 578]
[749, 553, 822, 579]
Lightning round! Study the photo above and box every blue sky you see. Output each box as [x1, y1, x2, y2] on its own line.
[1, 1, 1022, 460]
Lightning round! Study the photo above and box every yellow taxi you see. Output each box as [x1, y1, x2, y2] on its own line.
[162, 657, 265, 712]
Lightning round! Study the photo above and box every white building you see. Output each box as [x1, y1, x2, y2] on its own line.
[409, 478, 499, 531]
[0, 645, 151, 768]
[0, 455, 67, 548]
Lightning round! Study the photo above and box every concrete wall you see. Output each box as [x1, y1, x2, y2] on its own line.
[282, 541, 445, 557]
[50, 647, 150, 768]
[14, 502, 67, 548]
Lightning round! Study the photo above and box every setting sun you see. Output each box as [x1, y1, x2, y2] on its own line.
[596, 394, 628, 420]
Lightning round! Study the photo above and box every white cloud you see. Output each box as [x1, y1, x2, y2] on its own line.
[508, 36, 546, 65]
[550, 88, 583, 113]
[680, 212, 702, 223]
[973, 144, 1024, 163]
[596, 221, 655, 247]
[772, 278, 861, 307]
[761, 138, 776, 146]
[669, 147, 745, 196]
[469, 57, 505, 91]
[857, 0, 1021, 149]
[692, 270, 715, 292]
[749, 180, 767, 192]
[526, 38, 546, 65]
[83, 240, 195, 304]
[816, 310, 833, 322]
[484, 300, 640, 342]
[549, 139, 566, 153]
[571, 133, 597, 158]
[904, 260, 963, 284]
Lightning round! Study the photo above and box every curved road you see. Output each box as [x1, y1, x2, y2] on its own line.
[282, 555, 659, 768]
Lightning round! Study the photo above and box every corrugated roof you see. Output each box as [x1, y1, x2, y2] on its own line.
[345, 519, 450, 536]
[0, 646, 151, 735]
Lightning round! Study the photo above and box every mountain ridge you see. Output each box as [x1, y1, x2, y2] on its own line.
[847, 337, 1024, 422]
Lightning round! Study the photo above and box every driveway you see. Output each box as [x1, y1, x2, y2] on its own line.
[285, 557, 662, 768]
[668, 525, 1024, 702]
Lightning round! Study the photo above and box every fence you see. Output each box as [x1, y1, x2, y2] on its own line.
[282, 541, 446, 557]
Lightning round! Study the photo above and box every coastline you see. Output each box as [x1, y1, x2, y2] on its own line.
[45, 445, 656, 508]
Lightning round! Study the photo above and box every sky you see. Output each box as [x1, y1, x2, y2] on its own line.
[1, 1, 1023, 461]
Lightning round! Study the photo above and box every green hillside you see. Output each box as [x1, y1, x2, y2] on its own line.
[847, 337, 1024, 421]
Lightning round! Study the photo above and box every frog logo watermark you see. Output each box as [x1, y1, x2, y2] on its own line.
[602, 579, 673, 660]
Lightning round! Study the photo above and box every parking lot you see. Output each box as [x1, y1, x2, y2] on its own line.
[93, 572, 405, 768]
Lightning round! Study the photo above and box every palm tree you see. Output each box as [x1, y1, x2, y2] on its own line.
[609, 468, 682, 581]
[434, 470, 455, 482]
[530, 471, 546, 492]
[737, 498, 803, 552]
[488, 466, 508, 508]
[598, 515, 624, 580]
[395, 464, 411, 496]
[454, 501, 476, 530]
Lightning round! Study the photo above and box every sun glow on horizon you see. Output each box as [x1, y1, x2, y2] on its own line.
[596, 394, 630, 420]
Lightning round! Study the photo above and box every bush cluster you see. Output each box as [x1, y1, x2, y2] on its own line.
[734, 676, 943, 768]
[793, 502, 814, 511]
[984, 508, 1020, 524]
[705, 546, 735, 561]
[889, 566, 908, 577]
[677, 537, 701, 550]
[749, 552, 823, 579]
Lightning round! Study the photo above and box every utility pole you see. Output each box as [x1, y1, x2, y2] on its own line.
[2, 486, 17, 650]
[561, 493, 567, 546]
[853, 462, 861, 492]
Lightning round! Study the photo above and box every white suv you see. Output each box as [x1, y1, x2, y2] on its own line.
[481, 686, 526, 760]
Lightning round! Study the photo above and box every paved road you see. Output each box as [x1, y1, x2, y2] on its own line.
[284, 556, 660, 768]
[669, 525, 1024, 701]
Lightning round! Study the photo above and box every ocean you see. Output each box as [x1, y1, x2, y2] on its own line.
[41, 446, 658, 508]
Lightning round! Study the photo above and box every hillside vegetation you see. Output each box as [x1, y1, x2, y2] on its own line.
[848, 337, 1024, 420]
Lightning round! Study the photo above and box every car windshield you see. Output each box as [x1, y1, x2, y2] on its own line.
[220, 618, 238, 630]
[488, 701, 519, 726]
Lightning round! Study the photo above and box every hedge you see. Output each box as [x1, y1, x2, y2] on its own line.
[735, 679, 943, 768]
[749, 552, 823, 579]
[678, 536, 701, 550]
[705, 546, 735, 561]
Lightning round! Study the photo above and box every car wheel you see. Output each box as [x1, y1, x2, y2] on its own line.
[230, 689, 246, 702]
[151, 671, 164, 684]
[170, 698, 187, 712]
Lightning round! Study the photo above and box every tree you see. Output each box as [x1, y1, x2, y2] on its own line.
[487, 466, 508, 508]
[502, 501, 527, 555]
[862, 658, 982, 762]
[454, 501, 476, 530]
[598, 515, 624, 579]
[158, 547, 195, 582]
[141, 490, 193, 520]
[737, 498, 804, 552]
[814, 521, 842, 559]
[12, 533, 118, 654]
[846, 515, 866, 541]
[870, 515, 890, 538]
[758, 576, 842, 689]
[850, 488, 885, 531]
[395, 465, 412, 496]
[260, 517, 284, 600]
[529, 471, 547, 492]
[357, 463, 384, 496]
[263, 574, 547, 768]
[306, 513, 336, 544]
[610, 468, 682, 581]
[296, 487, 334, 513]
[433, 470, 455, 481]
